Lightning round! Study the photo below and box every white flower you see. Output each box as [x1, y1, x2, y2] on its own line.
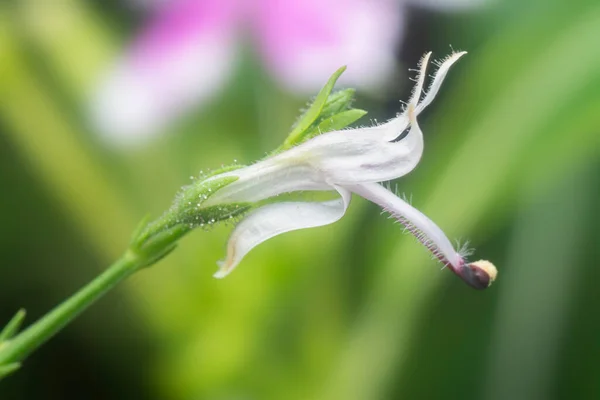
[204, 51, 497, 289]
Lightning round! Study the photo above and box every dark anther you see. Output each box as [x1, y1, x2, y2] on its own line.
[459, 263, 492, 290]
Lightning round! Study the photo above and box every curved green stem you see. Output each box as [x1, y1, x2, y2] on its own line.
[0, 251, 143, 366]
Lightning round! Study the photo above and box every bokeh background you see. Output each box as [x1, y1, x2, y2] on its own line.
[1, 0, 600, 399]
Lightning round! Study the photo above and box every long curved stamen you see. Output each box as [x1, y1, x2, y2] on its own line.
[346, 182, 497, 289]
[349, 182, 463, 268]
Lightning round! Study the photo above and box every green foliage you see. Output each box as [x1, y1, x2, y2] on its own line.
[281, 66, 347, 148]
[0, 310, 26, 344]
[0, 310, 25, 381]
[314, 109, 368, 134]
[277, 67, 367, 152]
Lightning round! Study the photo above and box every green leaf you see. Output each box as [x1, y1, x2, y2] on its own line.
[0, 309, 26, 343]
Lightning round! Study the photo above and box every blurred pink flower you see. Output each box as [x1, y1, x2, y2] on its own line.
[90, 0, 487, 146]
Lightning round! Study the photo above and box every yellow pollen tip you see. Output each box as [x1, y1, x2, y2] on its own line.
[471, 260, 498, 284]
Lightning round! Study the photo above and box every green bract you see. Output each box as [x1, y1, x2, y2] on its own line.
[275, 66, 367, 153]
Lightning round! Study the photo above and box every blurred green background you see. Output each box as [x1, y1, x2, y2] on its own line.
[1, 0, 600, 399]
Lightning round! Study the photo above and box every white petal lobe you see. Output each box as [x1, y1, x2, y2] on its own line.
[214, 187, 351, 278]
[408, 52, 432, 107]
[205, 118, 424, 205]
[416, 51, 467, 114]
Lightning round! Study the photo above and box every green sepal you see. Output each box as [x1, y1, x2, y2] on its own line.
[136, 243, 178, 269]
[274, 68, 367, 153]
[312, 109, 368, 137]
[318, 88, 357, 118]
[201, 163, 245, 179]
[169, 203, 251, 228]
[135, 203, 250, 262]
[130, 214, 152, 245]
[170, 176, 241, 217]
[133, 176, 238, 241]
[281, 66, 347, 150]
[132, 224, 189, 265]
[130, 174, 251, 266]
[0, 309, 26, 343]
[0, 362, 21, 381]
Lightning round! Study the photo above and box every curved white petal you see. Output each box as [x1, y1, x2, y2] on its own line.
[214, 186, 351, 278]
[407, 52, 432, 108]
[204, 118, 421, 206]
[378, 50, 431, 142]
[205, 108, 422, 206]
[90, 0, 239, 146]
[305, 106, 423, 184]
[347, 182, 463, 269]
[203, 160, 332, 206]
[416, 51, 467, 114]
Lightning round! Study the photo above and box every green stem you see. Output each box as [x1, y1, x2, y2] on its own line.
[0, 250, 143, 365]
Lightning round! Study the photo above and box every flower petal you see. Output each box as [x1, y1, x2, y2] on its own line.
[204, 160, 332, 206]
[347, 182, 464, 269]
[204, 107, 422, 205]
[407, 51, 432, 107]
[416, 51, 467, 114]
[307, 105, 423, 184]
[90, 0, 239, 145]
[214, 186, 351, 278]
[204, 116, 421, 206]
[378, 51, 431, 142]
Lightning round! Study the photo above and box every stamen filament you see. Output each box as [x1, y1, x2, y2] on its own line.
[346, 182, 463, 270]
